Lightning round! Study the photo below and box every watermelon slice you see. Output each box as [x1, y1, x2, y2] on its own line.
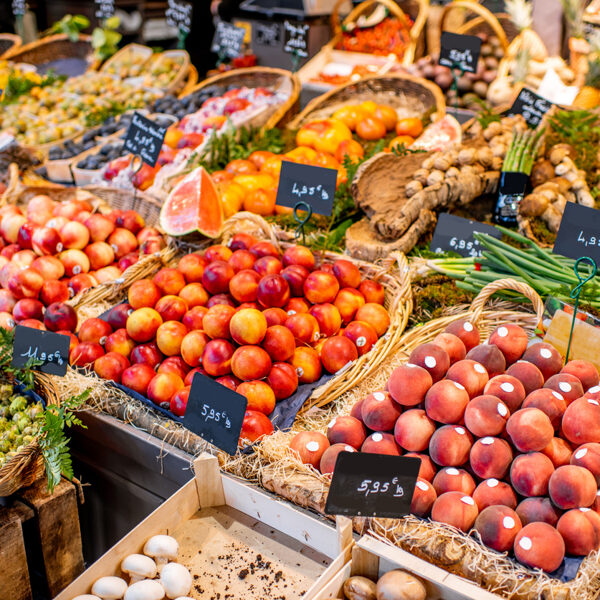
[160, 166, 224, 238]
[412, 115, 462, 152]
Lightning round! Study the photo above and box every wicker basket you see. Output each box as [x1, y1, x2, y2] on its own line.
[146, 49, 191, 95]
[99, 43, 153, 76]
[0, 33, 22, 59]
[288, 72, 445, 129]
[181, 67, 301, 129]
[178, 64, 199, 97]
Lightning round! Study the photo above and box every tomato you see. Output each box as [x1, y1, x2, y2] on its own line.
[360, 100, 378, 115]
[275, 205, 294, 215]
[332, 105, 367, 130]
[211, 170, 233, 183]
[243, 188, 276, 216]
[226, 159, 258, 175]
[248, 150, 276, 169]
[164, 126, 183, 149]
[218, 181, 245, 217]
[313, 152, 341, 170]
[296, 119, 353, 155]
[374, 105, 398, 131]
[285, 146, 318, 164]
[356, 116, 387, 141]
[261, 155, 286, 179]
[335, 139, 365, 163]
[396, 117, 423, 138]
[233, 173, 274, 192]
[177, 132, 204, 149]
[240, 409, 274, 443]
[388, 135, 415, 151]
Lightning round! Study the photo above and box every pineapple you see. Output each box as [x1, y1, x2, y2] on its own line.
[573, 55, 600, 108]
[505, 0, 548, 62]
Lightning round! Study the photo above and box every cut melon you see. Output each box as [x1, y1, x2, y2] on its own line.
[412, 115, 462, 152]
[160, 166, 224, 238]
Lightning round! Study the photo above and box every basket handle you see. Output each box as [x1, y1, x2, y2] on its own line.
[332, 0, 412, 39]
[221, 211, 282, 251]
[469, 278, 545, 325]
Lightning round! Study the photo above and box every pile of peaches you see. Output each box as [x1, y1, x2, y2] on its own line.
[60, 233, 391, 441]
[0, 195, 164, 330]
[290, 320, 600, 573]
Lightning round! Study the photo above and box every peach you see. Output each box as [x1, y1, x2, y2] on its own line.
[255, 273, 289, 308]
[405, 453, 437, 482]
[473, 479, 517, 511]
[0, 214, 26, 244]
[433, 332, 466, 365]
[522, 388, 566, 429]
[130, 342, 163, 368]
[321, 335, 358, 374]
[309, 303, 342, 337]
[215, 374, 240, 391]
[249, 240, 279, 258]
[178, 253, 208, 283]
[83, 242, 114, 270]
[27, 195, 56, 220]
[13, 298, 44, 322]
[201, 244, 230, 263]
[179, 330, 209, 368]
[105, 328, 136, 358]
[105, 303, 133, 330]
[228, 269, 260, 303]
[583, 507, 600, 538]
[303, 271, 339, 305]
[361, 432, 401, 455]
[411, 479, 437, 517]
[157, 356, 189, 380]
[59, 221, 89, 250]
[425, 379, 469, 424]
[475, 506, 522, 552]
[470, 437, 513, 479]
[431, 491, 478, 532]
[281, 264, 309, 297]
[30, 257, 64, 284]
[57, 330, 79, 353]
[285, 313, 320, 345]
[54, 200, 91, 220]
[84, 214, 115, 242]
[394, 409, 435, 452]
[291, 346, 322, 383]
[343, 320, 378, 356]
[320, 443, 356, 475]
[326, 415, 367, 450]
[70, 342, 104, 367]
[429, 425, 473, 466]
[17, 222, 37, 249]
[516, 497, 561, 527]
[155, 320, 188, 356]
[68, 273, 97, 296]
[237, 380, 276, 415]
[8, 268, 44, 299]
[285, 297, 310, 315]
[562, 397, 600, 444]
[510, 452, 555, 497]
[231, 345, 272, 381]
[350, 398, 365, 422]
[522, 342, 563, 381]
[262, 325, 295, 361]
[483, 374, 526, 413]
[444, 319, 480, 351]
[230, 308, 268, 345]
[94, 352, 128, 383]
[561, 360, 599, 391]
[354, 303, 390, 337]
[289, 431, 329, 469]
[571, 443, 600, 484]
[334, 288, 365, 324]
[0, 261, 19, 288]
[0, 290, 16, 313]
[39, 280, 69, 306]
[203, 304, 236, 339]
[544, 373, 583, 406]
[505, 360, 545, 395]
[147, 372, 184, 407]
[464, 395, 510, 437]
[78, 317, 112, 344]
[466, 344, 506, 378]
[332, 259, 361, 289]
[282, 246, 315, 271]
[253, 255, 283, 277]
[267, 362, 298, 400]
[387, 364, 432, 406]
[358, 280, 385, 305]
[506, 407, 554, 452]
[59, 249, 90, 277]
[126, 307, 163, 342]
[107, 228, 138, 258]
[361, 390, 402, 432]
[489, 324, 528, 365]
[514, 523, 565, 572]
[45, 216, 68, 231]
[433, 467, 476, 496]
[43, 302, 77, 333]
[182, 306, 207, 331]
[154, 295, 188, 322]
[229, 249, 255, 273]
[542, 437, 573, 468]
[208, 294, 236, 308]
[557, 509, 598, 555]
[549, 465, 597, 509]
[446, 359, 489, 398]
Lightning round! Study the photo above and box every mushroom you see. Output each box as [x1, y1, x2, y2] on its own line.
[91, 576, 128, 600]
[160, 563, 192, 599]
[124, 580, 165, 600]
[143, 535, 178, 572]
[122, 554, 157, 583]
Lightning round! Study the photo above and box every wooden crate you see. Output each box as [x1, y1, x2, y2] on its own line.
[55, 454, 353, 600]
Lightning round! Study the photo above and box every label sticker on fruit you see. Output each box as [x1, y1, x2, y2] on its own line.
[94, 0, 115, 19]
[439, 32, 481, 74]
[166, 0, 192, 34]
[123, 112, 167, 168]
[211, 21, 246, 59]
[430, 213, 501, 257]
[276, 161, 336, 216]
[325, 452, 420, 518]
[11, 325, 70, 376]
[184, 372, 247, 455]
[553, 202, 600, 263]
[507, 87, 553, 128]
[283, 21, 309, 58]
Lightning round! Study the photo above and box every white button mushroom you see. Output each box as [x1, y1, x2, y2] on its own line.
[143, 535, 178, 572]
[121, 554, 157, 583]
[72, 596, 102, 600]
[91, 576, 128, 600]
[160, 563, 192, 600]
[124, 580, 165, 600]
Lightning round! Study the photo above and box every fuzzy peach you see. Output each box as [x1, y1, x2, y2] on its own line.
[506, 407, 554, 452]
[570, 443, 600, 484]
[432, 332, 466, 365]
[431, 492, 478, 532]
[444, 319, 480, 351]
[429, 425, 473, 467]
[126, 307, 163, 342]
[522, 388, 567, 429]
[387, 364, 432, 406]
[522, 342, 563, 381]
[549, 465, 597, 509]
[544, 373, 583, 406]
[505, 360, 545, 395]
[561, 360, 599, 392]
[326, 415, 367, 450]
[433, 467, 476, 496]
[319, 443, 356, 474]
[289, 431, 329, 469]
[405, 453, 437, 482]
[542, 437, 573, 467]
[446, 359, 489, 398]
[411, 479, 437, 517]
[510, 452, 555, 497]
[464, 395, 510, 437]
[424, 379, 470, 424]
[516, 498, 561, 527]
[489, 324, 528, 365]
[475, 506, 522, 553]
[514, 523, 565, 572]
[394, 409, 435, 452]
[483, 374, 526, 413]
[361, 432, 401, 455]
[472, 479, 517, 511]
[466, 344, 506, 378]
[562, 397, 600, 444]
[360, 390, 402, 432]
[557, 509, 598, 555]
[291, 346, 322, 383]
[470, 436, 513, 480]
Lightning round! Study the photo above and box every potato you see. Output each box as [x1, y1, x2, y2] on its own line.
[376, 570, 427, 600]
[343, 575, 377, 600]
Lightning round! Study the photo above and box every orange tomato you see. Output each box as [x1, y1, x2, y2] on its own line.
[296, 119, 353, 155]
[395, 117, 423, 138]
[218, 181, 245, 218]
[275, 205, 294, 215]
[164, 126, 183, 149]
[243, 188, 277, 216]
[285, 146, 318, 164]
[374, 105, 398, 131]
[360, 101, 378, 116]
[261, 155, 286, 179]
[211, 170, 233, 183]
[233, 173, 275, 192]
[388, 135, 415, 151]
[332, 105, 367, 130]
[335, 139, 365, 163]
[313, 152, 341, 170]
[248, 150, 276, 169]
[356, 117, 387, 141]
[226, 159, 258, 175]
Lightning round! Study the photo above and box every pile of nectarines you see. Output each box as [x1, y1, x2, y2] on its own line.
[289, 319, 600, 573]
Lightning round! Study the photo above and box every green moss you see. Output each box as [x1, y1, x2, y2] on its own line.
[529, 218, 556, 245]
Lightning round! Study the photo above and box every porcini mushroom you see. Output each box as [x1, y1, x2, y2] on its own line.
[122, 554, 157, 583]
[91, 576, 128, 600]
[123, 580, 165, 600]
[160, 563, 192, 599]
[143, 535, 178, 572]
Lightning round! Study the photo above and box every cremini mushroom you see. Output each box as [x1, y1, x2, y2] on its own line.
[91, 576, 128, 600]
[122, 554, 158, 583]
[160, 563, 192, 600]
[123, 580, 165, 600]
[143, 535, 178, 572]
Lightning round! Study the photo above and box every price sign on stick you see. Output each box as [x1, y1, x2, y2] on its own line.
[283, 20, 309, 58]
[431, 213, 501, 258]
[94, 0, 115, 19]
[508, 87, 553, 128]
[439, 32, 481, 73]
[276, 161, 336, 216]
[554, 202, 600, 263]
[11, 326, 70, 376]
[123, 112, 167, 167]
[166, 0, 193, 34]
[211, 21, 246, 59]
[184, 373, 247, 455]
[255, 22, 281, 47]
[325, 452, 420, 518]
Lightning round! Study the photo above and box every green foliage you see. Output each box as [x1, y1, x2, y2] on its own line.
[44, 14, 90, 41]
[92, 17, 122, 62]
[472, 98, 502, 129]
[1, 70, 65, 104]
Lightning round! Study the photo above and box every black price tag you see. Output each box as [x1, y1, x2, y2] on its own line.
[554, 202, 600, 263]
[439, 31, 481, 73]
[123, 112, 167, 167]
[166, 0, 193, 34]
[255, 22, 281, 47]
[275, 161, 336, 216]
[12, 0, 27, 16]
[283, 20, 309, 58]
[94, 0, 115, 19]
[431, 213, 502, 257]
[211, 21, 246, 59]
[325, 452, 420, 518]
[494, 171, 529, 224]
[507, 87, 553, 128]
[184, 373, 247, 455]
[11, 325, 70, 376]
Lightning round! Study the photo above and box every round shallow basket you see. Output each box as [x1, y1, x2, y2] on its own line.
[178, 64, 199, 97]
[147, 49, 191, 95]
[98, 43, 153, 75]
[181, 67, 301, 129]
[288, 72, 445, 129]
[0, 372, 59, 497]
[222, 279, 600, 600]
[0, 33, 22, 59]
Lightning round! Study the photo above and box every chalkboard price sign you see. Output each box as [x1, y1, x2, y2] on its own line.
[255, 22, 281, 47]
[166, 0, 193, 34]
[12, 0, 27, 16]
[211, 21, 246, 59]
[123, 112, 167, 167]
[439, 31, 482, 73]
[508, 87, 553, 128]
[431, 213, 501, 258]
[283, 20, 310, 58]
[94, 0, 115, 19]
[11, 326, 70, 377]
[554, 202, 600, 263]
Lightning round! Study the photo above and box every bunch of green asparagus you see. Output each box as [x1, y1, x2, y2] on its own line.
[502, 127, 546, 175]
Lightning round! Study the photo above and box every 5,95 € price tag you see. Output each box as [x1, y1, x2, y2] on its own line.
[11, 325, 70, 376]
[430, 213, 501, 258]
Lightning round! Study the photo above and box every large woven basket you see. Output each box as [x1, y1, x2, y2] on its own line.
[98, 43, 153, 75]
[288, 72, 445, 129]
[0, 33, 22, 59]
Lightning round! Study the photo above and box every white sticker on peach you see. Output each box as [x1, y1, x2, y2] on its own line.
[373, 392, 386, 401]
[487, 478, 499, 487]
[356, 336, 366, 347]
[589, 386, 600, 394]
[446, 468, 459, 475]
[481, 437, 494, 445]
[540, 348, 553, 359]
[497, 327, 508, 338]
[372, 433, 383, 442]
[552, 391, 564, 401]
[519, 537, 533, 551]
[461, 496, 475, 505]
[559, 382, 572, 393]
[497, 403, 508, 417]
[424, 356, 437, 369]
[455, 427, 466, 435]
[306, 441, 320, 452]
[589, 399, 600, 406]
[575, 448, 588, 459]
[503, 517, 516, 529]
[453, 382, 465, 390]
[417, 481, 429, 491]
[500, 382, 514, 393]
[463, 322, 474, 332]
[328, 418, 337, 429]
[474, 363, 486, 374]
